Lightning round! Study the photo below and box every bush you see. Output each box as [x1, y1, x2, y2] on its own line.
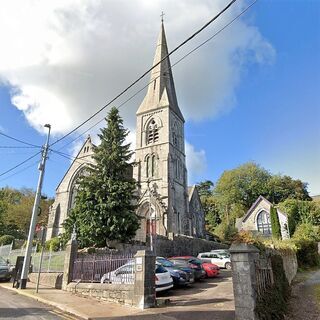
[45, 237, 61, 252]
[293, 223, 320, 242]
[214, 222, 237, 243]
[0, 235, 15, 246]
[294, 239, 320, 268]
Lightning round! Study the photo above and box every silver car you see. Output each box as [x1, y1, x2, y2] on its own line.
[0, 257, 12, 281]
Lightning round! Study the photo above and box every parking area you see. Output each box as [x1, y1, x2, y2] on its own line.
[150, 270, 235, 320]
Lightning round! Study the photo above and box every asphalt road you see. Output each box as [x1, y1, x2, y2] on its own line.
[0, 286, 70, 320]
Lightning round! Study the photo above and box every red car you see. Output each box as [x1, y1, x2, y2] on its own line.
[169, 256, 219, 278]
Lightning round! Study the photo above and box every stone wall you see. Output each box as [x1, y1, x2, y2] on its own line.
[28, 272, 63, 289]
[67, 282, 134, 306]
[108, 234, 228, 258]
[267, 249, 297, 284]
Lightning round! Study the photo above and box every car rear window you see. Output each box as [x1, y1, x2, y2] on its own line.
[155, 265, 167, 273]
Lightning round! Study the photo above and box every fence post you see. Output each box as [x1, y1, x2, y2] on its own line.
[133, 250, 156, 309]
[62, 239, 78, 290]
[230, 243, 260, 320]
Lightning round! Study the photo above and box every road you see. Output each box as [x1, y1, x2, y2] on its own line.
[0, 286, 74, 320]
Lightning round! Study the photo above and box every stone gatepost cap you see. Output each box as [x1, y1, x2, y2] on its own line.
[229, 242, 260, 254]
[134, 250, 156, 257]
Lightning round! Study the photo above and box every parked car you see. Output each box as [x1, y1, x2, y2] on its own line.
[100, 261, 173, 292]
[169, 255, 219, 278]
[168, 256, 206, 280]
[156, 257, 194, 286]
[0, 256, 12, 282]
[198, 252, 232, 269]
[210, 249, 230, 257]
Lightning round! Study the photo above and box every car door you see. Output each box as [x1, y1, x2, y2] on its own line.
[210, 254, 224, 267]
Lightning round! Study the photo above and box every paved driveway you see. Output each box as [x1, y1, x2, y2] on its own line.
[92, 270, 235, 320]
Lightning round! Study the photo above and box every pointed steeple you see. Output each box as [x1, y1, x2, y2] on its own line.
[137, 22, 184, 121]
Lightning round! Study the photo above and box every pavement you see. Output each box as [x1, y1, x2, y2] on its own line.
[0, 270, 235, 320]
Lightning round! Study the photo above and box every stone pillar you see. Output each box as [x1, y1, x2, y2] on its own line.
[62, 239, 78, 290]
[230, 243, 260, 320]
[133, 250, 156, 309]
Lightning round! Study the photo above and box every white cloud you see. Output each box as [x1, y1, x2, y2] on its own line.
[0, 0, 274, 138]
[185, 141, 207, 184]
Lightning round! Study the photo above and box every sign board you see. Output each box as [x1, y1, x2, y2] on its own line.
[136, 257, 143, 272]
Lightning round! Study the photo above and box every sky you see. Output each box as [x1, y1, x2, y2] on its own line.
[0, 0, 319, 197]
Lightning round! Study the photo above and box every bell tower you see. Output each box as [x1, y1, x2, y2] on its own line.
[133, 22, 190, 241]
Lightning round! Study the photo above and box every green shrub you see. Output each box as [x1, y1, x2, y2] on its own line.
[294, 239, 320, 268]
[293, 223, 320, 242]
[45, 237, 61, 252]
[0, 235, 15, 246]
[214, 222, 237, 243]
[271, 206, 281, 239]
[255, 255, 290, 319]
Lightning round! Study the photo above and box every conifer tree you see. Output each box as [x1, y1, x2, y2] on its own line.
[63, 107, 139, 247]
[270, 206, 281, 239]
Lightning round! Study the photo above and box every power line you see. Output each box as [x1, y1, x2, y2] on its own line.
[50, 0, 237, 147]
[0, 160, 39, 182]
[0, 146, 40, 149]
[0, 132, 40, 148]
[50, 149, 93, 166]
[0, 151, 42, 177]
[52, 0, 256, 152]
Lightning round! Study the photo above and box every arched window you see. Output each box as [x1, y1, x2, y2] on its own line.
[257, 210, 272, 235]
[147, 119, 159, 144]
[146, 154, 157, 178]
[172, 122, 179, 147]
[68, 167, 87, 212]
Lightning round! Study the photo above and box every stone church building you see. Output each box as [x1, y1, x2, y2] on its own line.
[46, 22, 205, 242]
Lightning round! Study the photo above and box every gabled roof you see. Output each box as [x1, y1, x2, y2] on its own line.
[137, 22, 184, 121]
[55, 136, 94, 191]
[242, 195, 272, 223]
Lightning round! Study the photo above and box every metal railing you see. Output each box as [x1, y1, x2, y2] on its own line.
[72, 252, 135, 283]
[32, 251, 65, 273]
[255, 258, 273, 298]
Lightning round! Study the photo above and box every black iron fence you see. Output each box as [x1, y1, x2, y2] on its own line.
[255, 258, 273, 298]
[72, 252, 135, 283]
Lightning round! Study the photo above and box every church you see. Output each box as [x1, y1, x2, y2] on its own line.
[46, 22, 205, 242]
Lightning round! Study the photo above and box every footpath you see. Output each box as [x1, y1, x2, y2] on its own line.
[0, 281, 142, 320]
[285, 269, 320, 320]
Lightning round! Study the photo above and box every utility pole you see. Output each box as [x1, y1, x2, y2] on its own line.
[20, 124, 51, 289]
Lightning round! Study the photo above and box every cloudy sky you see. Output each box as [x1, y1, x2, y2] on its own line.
[0, 0, 319, 196]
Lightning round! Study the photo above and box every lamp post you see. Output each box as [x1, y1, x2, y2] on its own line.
[20, 124, 51, 289]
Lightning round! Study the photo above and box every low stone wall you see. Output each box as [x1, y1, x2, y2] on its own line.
[106, 234, 228, 257]
[268, 249, 297, 284]
[155, 234, 228, 257]
[67, 282, 134, 306]
[28, 272, 63, 289]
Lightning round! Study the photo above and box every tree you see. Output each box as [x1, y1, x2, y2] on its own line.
[63, 107, 140, 248]
[213, 162, 271, 214]
[196, 180, 214, 197]
[267, 175, 311, 203]
[270, 206, 281, 239]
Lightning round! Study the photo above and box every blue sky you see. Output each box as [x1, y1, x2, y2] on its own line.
[0, 0, 319, 197]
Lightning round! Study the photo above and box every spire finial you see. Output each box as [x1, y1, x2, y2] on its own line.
[160, 11, 165, 23]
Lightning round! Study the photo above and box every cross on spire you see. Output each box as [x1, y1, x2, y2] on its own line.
[160, 11, 165, 23]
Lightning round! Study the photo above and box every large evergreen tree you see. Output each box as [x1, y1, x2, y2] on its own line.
[63, 107, 140, 248]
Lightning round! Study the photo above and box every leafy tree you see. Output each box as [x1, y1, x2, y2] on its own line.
[293, 223, 320, 242]
[267, 175, 311, 203]
[63, 107, 140, 248]
[270, 206, 281, 239]
[213, 162, 271, 213]
[196, 180, 214, 197]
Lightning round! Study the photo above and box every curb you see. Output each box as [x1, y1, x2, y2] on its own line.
[0, 283, 89, 320]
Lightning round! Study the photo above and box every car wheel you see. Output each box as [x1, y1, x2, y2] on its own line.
[225, 262, 232, 270]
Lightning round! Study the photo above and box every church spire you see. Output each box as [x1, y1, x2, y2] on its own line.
[137, 21, 184, 121]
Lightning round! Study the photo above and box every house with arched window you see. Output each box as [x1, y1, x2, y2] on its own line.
[235, 195, 290, 239]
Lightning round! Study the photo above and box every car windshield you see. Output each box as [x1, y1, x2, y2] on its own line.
[157, 259, 174, 268]
[0, 257, 7, 266]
